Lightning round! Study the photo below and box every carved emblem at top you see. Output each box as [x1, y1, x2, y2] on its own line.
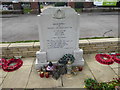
[53, 9, 65, 19]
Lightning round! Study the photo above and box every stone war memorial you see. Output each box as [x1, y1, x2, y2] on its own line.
[35, 7, 84, 79]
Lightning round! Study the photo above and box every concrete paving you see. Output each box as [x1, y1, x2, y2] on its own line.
[0, 53, 119, 88]
[1, 12, 118, 42]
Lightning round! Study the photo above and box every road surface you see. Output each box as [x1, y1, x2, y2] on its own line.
[1, 13, 118, 42]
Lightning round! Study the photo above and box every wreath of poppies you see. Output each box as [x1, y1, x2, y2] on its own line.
[95, 54, 114, 65]
[58, 54, 75, 65]
[0, 58, 7, 67]
[0, 58, 23, 72]
[111, 53, 120, 64]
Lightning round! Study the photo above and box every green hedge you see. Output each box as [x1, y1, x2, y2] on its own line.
[75, 2, 84, 8]
[1, 10, 23, 14]
[54, 2, 67, 6]
[74, 8, 83, 12]
[23, 8, 31, 13]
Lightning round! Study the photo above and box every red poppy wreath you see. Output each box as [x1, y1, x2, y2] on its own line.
[111, 53, 120, 64]
[2, 58, 23, 72]
[95, 54, 114, 65]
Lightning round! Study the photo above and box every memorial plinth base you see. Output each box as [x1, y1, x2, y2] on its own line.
[35, 49, 84, 70]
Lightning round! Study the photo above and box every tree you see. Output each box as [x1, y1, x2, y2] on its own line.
[38, 2, 41, 13]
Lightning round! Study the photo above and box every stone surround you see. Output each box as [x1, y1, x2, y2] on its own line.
[0, 38, 119, 58]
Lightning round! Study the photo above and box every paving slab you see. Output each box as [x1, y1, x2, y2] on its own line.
[8, 42, 34, 48]
[79, 40, 89, 44]
[84, 54, 118, 82]
[22, 57, 35, 66]
[0, 69, 7, 78]
[0, 78, 3, 86]
[0, 43, 10, 49]
[34, 89, 54, 90]
[112, 67, 120, 76]
[2, 66, 32, 88]
[88, 38, 119, 44]
[62, 62, 94, 88]
[34, 42, 40, 47]
[109, 63, 120, 69]
[26, 65, 62, 88]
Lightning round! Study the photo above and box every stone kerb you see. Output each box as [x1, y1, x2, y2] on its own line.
[86, 38, 119, 53]
[0, 38, 119, 58]
[1, 42, 39, 58]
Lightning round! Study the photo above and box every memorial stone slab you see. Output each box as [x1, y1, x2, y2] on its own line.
[35, 7, 84, 69]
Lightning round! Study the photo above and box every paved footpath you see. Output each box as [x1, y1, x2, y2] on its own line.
[0, 53, 119, 88]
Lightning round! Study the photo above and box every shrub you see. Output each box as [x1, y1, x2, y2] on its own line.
[23, 8, 31, 13]
[84, 78, 120, 89]
[74, 8, 83, 12]
[54, 2, 67, 7]
[75, 2, 84, 8]
[1, 10, 23, 14]
[40, 5, 43, 9]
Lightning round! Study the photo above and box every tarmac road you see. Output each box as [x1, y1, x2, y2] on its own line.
[1, 12, 118, 42]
